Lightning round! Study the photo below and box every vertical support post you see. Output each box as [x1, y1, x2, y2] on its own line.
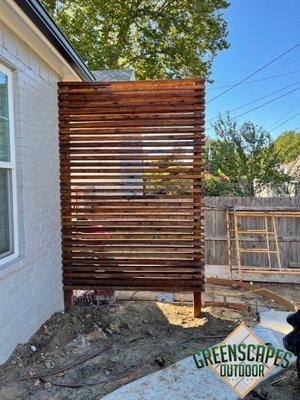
[64, 289, 73, 310]
[226, 209, 233, 280]
[192, 81, 204, 318]
[272, 216, 282, 270]
[264, 216, 272, 269]
[59, 84, 73, 305]
[234, 212, 242, 282]
[194, 292, 202, 318]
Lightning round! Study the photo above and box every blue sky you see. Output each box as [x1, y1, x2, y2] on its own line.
[206, 0, 300, 139]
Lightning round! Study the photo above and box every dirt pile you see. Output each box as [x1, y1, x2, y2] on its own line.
[0, 301, 256, 400]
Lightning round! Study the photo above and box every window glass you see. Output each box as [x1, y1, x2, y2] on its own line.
[0, 72, 8, 117]
[0, 72, 10, 161]
[0, 118, 10, 161]
[0, 169, 11, 257]
[0, 66, 15, 262]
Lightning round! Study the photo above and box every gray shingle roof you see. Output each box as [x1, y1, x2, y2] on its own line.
[92, 69, 135, 81]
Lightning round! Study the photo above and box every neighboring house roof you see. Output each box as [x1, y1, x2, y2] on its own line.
[280, 155, 300, 181]
[14, 0, 95, 81]
[93, 69, 135, 81]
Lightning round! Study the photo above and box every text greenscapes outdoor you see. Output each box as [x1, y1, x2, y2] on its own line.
[193, 344, 293, 378]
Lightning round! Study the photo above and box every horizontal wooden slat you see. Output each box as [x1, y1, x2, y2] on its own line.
[59, 87, 204, 97]
[60, 135, 204, 142]
[59, 105, 204, 115]
[60, 117, 203, 127]
[60, 141, 203, 149]
[60, 129, 204, 137]
[60, 148, 199, 155]
[61, 202, 198, 208]
[59, 113, 203, 123]
[61, 154, 197, 160]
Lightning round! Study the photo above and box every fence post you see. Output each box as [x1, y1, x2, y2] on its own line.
[194, 292, 202, 318]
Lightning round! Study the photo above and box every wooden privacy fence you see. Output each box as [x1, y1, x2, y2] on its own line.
[205, 197, 300, 280]
[59, 79, 205, 313]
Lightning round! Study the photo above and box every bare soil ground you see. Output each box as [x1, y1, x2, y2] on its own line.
[0, 281, 299, 400]
[0, 302, 255, 400]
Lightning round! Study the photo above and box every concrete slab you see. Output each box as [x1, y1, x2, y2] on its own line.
[102, 311, 294, 400]
[103, 357, 236, 400]
[258, 310, 293, 335]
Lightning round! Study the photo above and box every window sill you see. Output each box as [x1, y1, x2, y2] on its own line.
[0, 254, 23, 279]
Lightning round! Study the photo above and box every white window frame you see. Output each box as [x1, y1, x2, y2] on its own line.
[0, 62, 18, 265]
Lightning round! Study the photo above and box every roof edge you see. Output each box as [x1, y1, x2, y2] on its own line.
[14, 0, 95, 81]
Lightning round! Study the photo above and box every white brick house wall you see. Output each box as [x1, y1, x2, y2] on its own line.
[0, 19, 64, 363]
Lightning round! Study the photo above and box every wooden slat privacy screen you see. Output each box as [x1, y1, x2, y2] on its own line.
[59, 79, 205, 295]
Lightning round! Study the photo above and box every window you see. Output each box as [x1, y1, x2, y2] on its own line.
[0, 63, 18, 263]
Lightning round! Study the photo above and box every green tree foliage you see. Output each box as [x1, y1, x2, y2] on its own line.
[203, 173, 235, 196]
[273, 131, 300, 163]
[41, 0, 229, 79]
[143, 151, 192, 196]
[205, 115, 291, 196]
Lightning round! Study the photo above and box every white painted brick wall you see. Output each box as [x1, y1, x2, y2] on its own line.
[0, 20, 63, 363]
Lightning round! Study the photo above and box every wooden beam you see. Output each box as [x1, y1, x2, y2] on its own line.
[64, 289, 73, 310]
[193, 292, 202, 318]
[206, 277, 296, 311]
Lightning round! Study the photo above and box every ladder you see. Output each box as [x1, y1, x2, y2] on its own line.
[231, 211, 282, 281]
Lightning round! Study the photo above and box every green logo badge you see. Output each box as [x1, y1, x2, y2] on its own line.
[193, 323, 293, 398]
